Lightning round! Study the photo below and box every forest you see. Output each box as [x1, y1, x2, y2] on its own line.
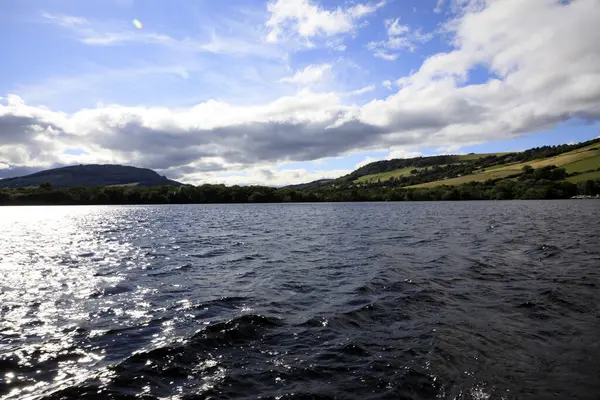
[1, 165, 598, 205]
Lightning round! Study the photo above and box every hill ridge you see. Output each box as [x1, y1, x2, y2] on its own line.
[289, 138, 600, 189]
[0, 164, 182, 189]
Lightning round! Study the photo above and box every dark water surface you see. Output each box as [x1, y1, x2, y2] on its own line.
[1, 201, 599, 399]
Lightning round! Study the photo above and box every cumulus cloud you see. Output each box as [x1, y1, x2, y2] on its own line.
[368, 18, 433, 60]
[280, 64, 332, 86]
[265, 0, 385, 43]
[3, 0, 600, 185]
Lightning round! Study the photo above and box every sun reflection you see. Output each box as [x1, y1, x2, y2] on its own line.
[0, 206, 150, 398]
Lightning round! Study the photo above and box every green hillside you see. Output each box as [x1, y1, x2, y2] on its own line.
[355, 166, 423, 183]
[354, 153, 510, 184]
[291, 138, 600, 191]
[410, 143, 600, 188]
[568, 170, 600, 183]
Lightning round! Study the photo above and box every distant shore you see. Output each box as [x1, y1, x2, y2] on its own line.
[1, 166, 599, 205]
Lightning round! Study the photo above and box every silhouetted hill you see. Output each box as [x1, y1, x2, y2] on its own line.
[0, 164, 182, 188]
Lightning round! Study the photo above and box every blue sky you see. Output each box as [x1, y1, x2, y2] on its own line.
[1, 0, 599, 185]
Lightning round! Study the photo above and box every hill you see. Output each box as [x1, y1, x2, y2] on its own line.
[291, 138, 600, 190]
[409, 142, 600, 188]
[0, 164, 182, 189]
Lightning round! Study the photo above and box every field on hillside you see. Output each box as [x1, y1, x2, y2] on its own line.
[355, 167, 421, 183]
[408, 168, 521, 188]
[567, 170, 600, 183]
[562, 152, 600, 173]
[408, 144, 600, 188]
[355, 153, 509, 183]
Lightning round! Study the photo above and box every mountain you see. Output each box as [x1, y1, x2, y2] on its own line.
[0, 164, 182, 189]
[289, 138, 600, 190]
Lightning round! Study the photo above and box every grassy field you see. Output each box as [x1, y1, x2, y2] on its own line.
[355, 153, 510, 183]
[408, 168, 521, 188]
[567, 170, 600, 183]
[352, 144, 600, 188]
[562, 152, 600, 173]
[409, 145, 600, 188]
[526, 145, 599, 170]
[355, 167, 420, 183]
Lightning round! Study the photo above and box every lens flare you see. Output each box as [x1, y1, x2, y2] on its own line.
[132, 19, 143, 29]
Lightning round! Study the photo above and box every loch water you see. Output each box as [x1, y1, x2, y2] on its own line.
[0, 201, 599, 399]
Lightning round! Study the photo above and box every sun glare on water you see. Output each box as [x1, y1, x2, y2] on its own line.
[0, 206, 152, 398]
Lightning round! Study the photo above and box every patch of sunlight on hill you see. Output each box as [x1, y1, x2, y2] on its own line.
[355, 153, 510, 184]
[408, 146, 600, 188]
[567, 170, 600, 183]
[355, 167, 421, 183]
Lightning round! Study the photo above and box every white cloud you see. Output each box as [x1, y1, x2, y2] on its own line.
[6, 94, 25, 107]
[386, 149, 423, 160]
[349, 2, 386, 18]
[343, 85, 376, 97]
[41, 13, 88, 27]
[363, 0, 600, 138]
[373, 51, 399, 61]
[280, 64, 332, 86]
[41, 13, 173, 46]
[325, 39, 347, 51]
[382, 80, 393, 90]
[386, 18, 410, 36]
[367, 18, 433, 60]
[265, 0, 384, 43]
[434, 0, 446, 13]
[356, 148, 423, 169]
[355, 156, 379, 169]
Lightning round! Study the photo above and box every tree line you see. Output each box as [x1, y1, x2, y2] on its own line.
[1, 165, 598, 205]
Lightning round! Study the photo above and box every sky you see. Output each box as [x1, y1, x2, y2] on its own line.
[1, 0, 600, 186]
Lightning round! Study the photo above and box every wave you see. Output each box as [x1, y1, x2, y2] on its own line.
[34, 314, 281, 399]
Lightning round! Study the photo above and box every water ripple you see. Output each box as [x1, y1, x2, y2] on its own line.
[1, 201, 599, 399]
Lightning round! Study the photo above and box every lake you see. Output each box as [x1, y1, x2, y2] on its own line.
[0, 201, 599, 399]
